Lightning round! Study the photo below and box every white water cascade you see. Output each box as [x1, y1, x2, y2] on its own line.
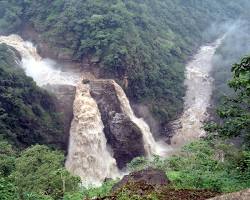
[171, 37, 224, 149]
[0, 34, 171, 184]
[0, 34, 120, 185]
[0, 34, 80, 86]
[65, 81, 119, 186]
[113, 81, 168, 156]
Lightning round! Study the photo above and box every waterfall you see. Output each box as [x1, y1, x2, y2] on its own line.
[171, 37, 224, 149]
[0, 34, 80, 86]
[0, 33, 170, 184]
[0, 34, 120, 185]
[112, 81, 167, 156]
[65, 81, 119, 185]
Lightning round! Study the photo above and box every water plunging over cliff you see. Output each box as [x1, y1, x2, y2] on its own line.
[0, 34, 80, 86]
[171, 38, 224, 149]
[0, 34, 120, 184]
[0, 34, 167, 184]
[65, 81, 119, 185]
[113, 81, 167, 156]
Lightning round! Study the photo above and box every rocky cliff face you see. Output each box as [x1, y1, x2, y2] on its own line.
[89, 80, 146, 169]
[44, 84, 76, 150]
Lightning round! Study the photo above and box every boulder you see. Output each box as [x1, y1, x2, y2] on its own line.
[89, 80, 146, 169]
[109, 113, 145, 168]
[112, 168, 170, 192]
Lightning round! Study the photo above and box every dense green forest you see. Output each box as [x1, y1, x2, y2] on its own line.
[0, 45, 249, 200]
[1, 0, 250, 124]
[0, 44, 80, 199]
[0, 1, 250, 199]
[65, 53, 250, 200]
[0, 44, 63, 149]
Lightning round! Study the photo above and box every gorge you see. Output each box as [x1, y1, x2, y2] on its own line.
[0, 34, 168, 185]
[1, 1, 250, 199]
[0, 33, 224, 185]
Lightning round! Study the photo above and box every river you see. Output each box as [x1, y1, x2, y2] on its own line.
[170, 37, 224, 150]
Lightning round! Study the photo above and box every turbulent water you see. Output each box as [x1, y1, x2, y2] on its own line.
[65, 82, 119, 185]
[113, 81, 167, 156]
[0, 34, 80, 86]
[0, 34, 120, 185]
[171, 38, 224, 149]
[0, 34, 165, 184]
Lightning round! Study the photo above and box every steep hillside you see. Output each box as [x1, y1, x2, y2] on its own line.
[1, 0, 250, 127]
[211, 21, 250, 107]
[0, 44, 63, 149]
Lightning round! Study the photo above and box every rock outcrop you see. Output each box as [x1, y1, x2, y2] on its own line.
[44, 84, 76, 150]
[208, 189, 250, 200]
[112, 168, 170, 192]
[89, 80, 146, 169]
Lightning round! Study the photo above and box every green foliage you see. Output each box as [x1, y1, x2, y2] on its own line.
[0, 1, 22, 34]
[0, 178, 18, 200]
[0, 138, 80, 200]
[211, 22, 250, 106]
[0, 44, 63, 149]
[0, 140, 16, 177]
[129, 141, 250, 193]
[206, 55, 250, 148]
[116, 189, 159, 200]
[64, 180, 117, 200]
[3, 0, 250, 123]
[23, 192, 53, 200]
[128, 155, 166, 172]
[11, 145, 80, 199]
[166, 141, 250, 192]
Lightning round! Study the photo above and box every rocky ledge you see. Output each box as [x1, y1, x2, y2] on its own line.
[44, 84, 76, 150]
[89, 80, 146, 169]
[112, 168, 170, 192]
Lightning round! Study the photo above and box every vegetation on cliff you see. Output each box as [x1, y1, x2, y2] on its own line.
[0, 1, 250, 200]
[0, 44, 64, 149]
[62, 55, 250, 200]
[1, 0, 250, 124]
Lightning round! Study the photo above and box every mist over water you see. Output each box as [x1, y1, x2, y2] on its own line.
[0, 34, 80, 86]
[0, 34, 167, 185]
[113, 81, 169, 156]
[66, 82, 119, 186]
[0, 34, 120, 185]
[170, 37, 224, 149]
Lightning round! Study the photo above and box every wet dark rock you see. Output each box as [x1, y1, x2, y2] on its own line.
[112, 168, 170, 192]
[109, 113, 146, 169]
[89, 80, 146, 169]
[44, 84, 76, 150]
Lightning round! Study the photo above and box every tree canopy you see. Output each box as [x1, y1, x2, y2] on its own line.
[0, 44, 63, 149]
[2, 0, 250, 124]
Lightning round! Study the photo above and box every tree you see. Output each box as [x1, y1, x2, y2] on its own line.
[0, 140, 16, 177]
[206, 56, 250, 148]
[0, 178, 18, 200]
[11, 145, 80, 199]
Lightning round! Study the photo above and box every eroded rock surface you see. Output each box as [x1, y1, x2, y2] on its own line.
[112, 168, 170, 192]
[89, 80, 146, 169]
[44, 84, 76, 150]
